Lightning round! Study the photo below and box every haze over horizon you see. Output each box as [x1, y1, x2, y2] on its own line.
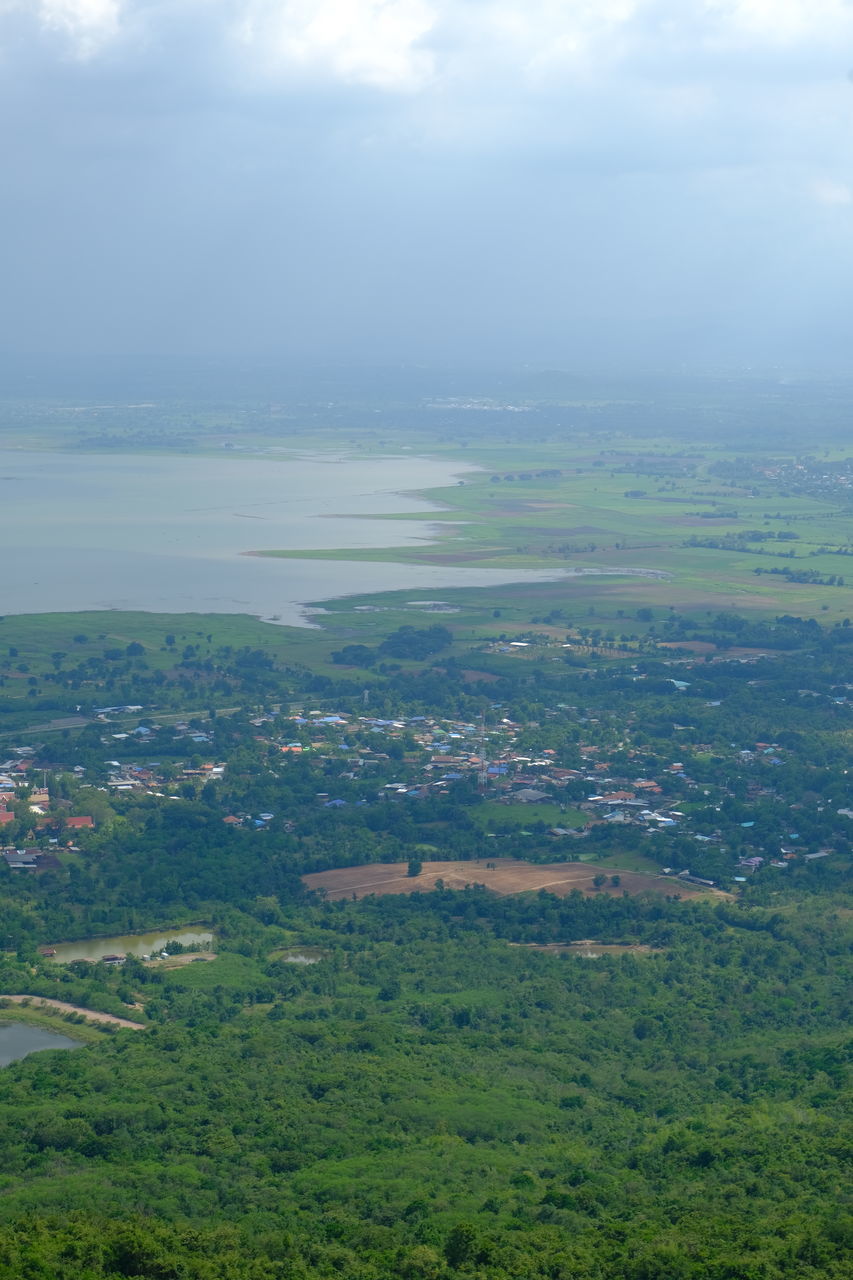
[5, 1, 853, 375]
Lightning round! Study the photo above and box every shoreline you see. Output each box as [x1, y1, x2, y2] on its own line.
[0, 996, 145, 1030]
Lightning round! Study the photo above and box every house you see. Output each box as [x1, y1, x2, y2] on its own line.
[3, 848, 39, 870]
[66, 816, 94, 830]
[2, 847, 60, 872]
[505, 787, 550, 804]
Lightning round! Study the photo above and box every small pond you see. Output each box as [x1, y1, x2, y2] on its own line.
[277, 947, 326, 965]
[0, 1022, 82, 1066]
[513, 941, 659, 958]
[568, 946, 651, 958]
[45, 928, 214, 964]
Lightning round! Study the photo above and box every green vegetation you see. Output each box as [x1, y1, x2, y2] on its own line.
[466, 801, 585, 831]
[255, 437, 853, 627]
[0, 608, 849, 1278]
[1, 384, 852, 1277]
[0, 893, 848, 1278]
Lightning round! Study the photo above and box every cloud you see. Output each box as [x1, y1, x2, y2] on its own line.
[813, 178, 853, 205]
[3, 0, 853, 368]
[704, 0, 853, 47]
[235, 0, 437, 90]
[36, 0, 123, 55]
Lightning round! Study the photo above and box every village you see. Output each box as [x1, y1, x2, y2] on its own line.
[0, 677, 841, 893]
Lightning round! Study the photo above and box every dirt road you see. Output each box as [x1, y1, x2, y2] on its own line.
[0, 995, 146, 1029]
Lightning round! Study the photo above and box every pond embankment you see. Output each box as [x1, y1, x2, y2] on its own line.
[0, 996, 145, 1029]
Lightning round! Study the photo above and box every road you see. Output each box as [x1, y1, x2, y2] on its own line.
[0, 995, 146, 1029]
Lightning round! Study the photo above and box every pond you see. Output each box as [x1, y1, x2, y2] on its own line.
[513, 941, 660, 958]
[0, 1022, 82, 1066]
[565, 944, 658, 958]
[44, 928, 214, 964]
[275, 947, 326, 965]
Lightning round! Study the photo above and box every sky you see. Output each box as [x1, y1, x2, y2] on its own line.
[3, 0, 853, 373]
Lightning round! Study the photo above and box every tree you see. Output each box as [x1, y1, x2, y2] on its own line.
[407, 858, 423, 878]
[445, 1222, 478, 1268]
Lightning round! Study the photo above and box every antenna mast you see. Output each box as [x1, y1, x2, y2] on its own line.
[479, 711, 488, 790]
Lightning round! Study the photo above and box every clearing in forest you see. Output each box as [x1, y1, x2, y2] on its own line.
[302, 858, 711, 901]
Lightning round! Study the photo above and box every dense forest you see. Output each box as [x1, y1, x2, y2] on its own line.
[0, 891, 849, 1279]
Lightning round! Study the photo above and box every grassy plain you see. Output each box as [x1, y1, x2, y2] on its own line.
[466, 801, 586, 830]
[0, 611, 319, 670]
[260, 437, 853, 633]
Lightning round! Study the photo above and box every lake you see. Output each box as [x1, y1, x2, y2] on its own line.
[45, 928, 214, 964]
[0, 1022, 81, 1065]
[0, 449, 564, 623]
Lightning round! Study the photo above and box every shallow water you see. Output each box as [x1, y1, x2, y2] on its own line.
[0, 449, 566, 623]
[0, 1022, 81, 1065]
[278, 947, 326, 965]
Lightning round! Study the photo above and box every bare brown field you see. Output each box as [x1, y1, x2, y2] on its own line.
[658, 640, 776, 658]
[302, 859, 713, 901]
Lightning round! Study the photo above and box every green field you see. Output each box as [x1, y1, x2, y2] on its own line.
[248, 436, 853, 630]
[467, 802, 586, 831]
[0, 609, 350, 699]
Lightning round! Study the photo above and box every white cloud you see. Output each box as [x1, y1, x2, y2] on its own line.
[704, 0, 853, 47]
[235, 0, 437, 90]
[813, 178, 853, 205]
[37, 0, 122, 55]
[11, 1, 853, 90]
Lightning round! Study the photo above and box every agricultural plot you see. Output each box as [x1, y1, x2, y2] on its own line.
[302, 858, 714, 901]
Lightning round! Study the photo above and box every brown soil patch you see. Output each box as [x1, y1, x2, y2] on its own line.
[302, 859, 713, 902]
[657, 640, 777, 658]
[144, 951, 216, 970]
